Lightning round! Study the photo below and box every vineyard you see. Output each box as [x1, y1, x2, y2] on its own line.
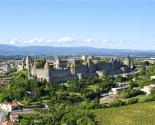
[92, 101, 155, 125]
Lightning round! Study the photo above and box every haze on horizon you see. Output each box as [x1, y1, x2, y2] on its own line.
[0, 0, 155, 50]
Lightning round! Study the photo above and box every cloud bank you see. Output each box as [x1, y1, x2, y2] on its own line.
[0, 37, 153, 50]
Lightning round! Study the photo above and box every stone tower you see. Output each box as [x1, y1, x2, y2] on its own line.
[21, 58, 25, 70]
[27, 65, 31, 78]
[25, 56, 30, 70]
[87, 57, 94, 73]
[123, 55, 131, 66]
[44, 61, 50, 82]
[69, 58, 76, 75]
[25, 56, 33, 70]
[55, 57, 60, 69]
[70, 64, 76, 75]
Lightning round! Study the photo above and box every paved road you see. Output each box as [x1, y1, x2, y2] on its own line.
[12, 108, 34, 114]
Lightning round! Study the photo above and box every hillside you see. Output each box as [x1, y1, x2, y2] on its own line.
[92, 101, 155, 125]
[1, 44, 155, 56]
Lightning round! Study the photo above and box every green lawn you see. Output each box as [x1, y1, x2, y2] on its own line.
[92, 101, 155, 125]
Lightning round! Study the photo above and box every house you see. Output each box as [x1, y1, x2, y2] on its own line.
[150, 76, 155, 80]
[141, 84, 155, 95]
[116, 82, 129, 87]
[10, 113, 19, 123]
[145, 58, 155, 64]
[100, 93, 109, 97]
[0, 112, 7, 122]
[0, 121, 15, 125]
[111, 85, 130, 94]
[0, 102, 18, 112]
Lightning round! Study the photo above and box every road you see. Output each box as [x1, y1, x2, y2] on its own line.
[12, 108, 34, 114]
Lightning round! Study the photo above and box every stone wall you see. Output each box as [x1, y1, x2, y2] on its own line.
[32, 68, 45, 79]
[97, 63, 112, 71]
[50, 69, 71, 78]
[75, 65, 88, 74]
[52, 75, 78, 83]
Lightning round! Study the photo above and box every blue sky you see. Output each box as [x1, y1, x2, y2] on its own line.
[0, 0, 155, 50]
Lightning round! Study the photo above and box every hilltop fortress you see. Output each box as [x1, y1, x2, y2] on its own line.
[19, 55, 134, 83]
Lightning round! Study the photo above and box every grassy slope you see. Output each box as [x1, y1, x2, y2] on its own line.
[92, 101, 155, 125]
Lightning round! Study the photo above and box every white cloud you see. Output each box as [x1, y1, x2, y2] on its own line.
[57, 36, 73, 43]
[103, 40, 109, 42]
[9, 37, 22, 44]
[26, 38, 53, 44]
[119, 40, 128, 43]
[4, 37, 74, 45]
[7, 38, 54, 45]
[1, 37, 138, 49]
[85, 38, 94, 43]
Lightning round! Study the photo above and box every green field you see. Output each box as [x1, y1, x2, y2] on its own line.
[92, 101, 155, 125]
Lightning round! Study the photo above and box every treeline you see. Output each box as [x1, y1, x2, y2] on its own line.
[0, 70, 110, 125]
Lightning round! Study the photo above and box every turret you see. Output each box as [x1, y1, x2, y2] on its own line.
[87, 57, 95, 73]
[123, 55, 131, 66]
[70, 64, 75, 75]
[55, 57, 60, 69]
[21, 58, 25, 70]
[68, 57, 76, 75]
[25, 56, 33, 70]
[44, 61, 50, 82]
[25, 56, 30, 70]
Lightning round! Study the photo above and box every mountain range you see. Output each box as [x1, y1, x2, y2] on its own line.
[0, 44, 155, 57]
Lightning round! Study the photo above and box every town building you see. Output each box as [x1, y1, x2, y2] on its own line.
[123, 55, 132, 66]
[20, 55, 133, 83]
[141, 84, 155, 95]
[0, 102, 18, 112]
[0, 121, 15, 125]
[10, 113, 19, 123]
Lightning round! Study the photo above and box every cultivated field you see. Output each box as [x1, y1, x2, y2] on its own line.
[92, 101, 155, 125]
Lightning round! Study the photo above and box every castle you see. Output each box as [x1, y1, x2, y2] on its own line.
[20, 55, 133, 83]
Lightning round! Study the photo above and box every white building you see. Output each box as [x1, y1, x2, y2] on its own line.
[116, 82, 129, 87]
[111, 85, 130, 94]
[0, 102, 18, 112]
[145, 58, 155, 64]
[10, 113, 19, 122]
[150, 76, 155, 80]
[141, 84, 155, 95]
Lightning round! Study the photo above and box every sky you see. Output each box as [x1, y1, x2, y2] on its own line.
[0, 0, 155, 50]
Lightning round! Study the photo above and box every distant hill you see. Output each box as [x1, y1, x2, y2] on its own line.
[0, 44, 155, 56]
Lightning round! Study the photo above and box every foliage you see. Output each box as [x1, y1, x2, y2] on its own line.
[109, 100, 125, 107]
[92, 101, 155, 125]
[3, 71, 100, 124]
[119, 89, 145, 99]
[34, 59, 45, 68]
[125, 98, 138, 105]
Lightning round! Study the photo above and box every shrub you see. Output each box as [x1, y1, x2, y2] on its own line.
[126, 98, 138, 105]
[129, 89, 145, 98]
[110, 100, 126, 107]
[119, 89, 145, 99]
[138, 96, 154, 103]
